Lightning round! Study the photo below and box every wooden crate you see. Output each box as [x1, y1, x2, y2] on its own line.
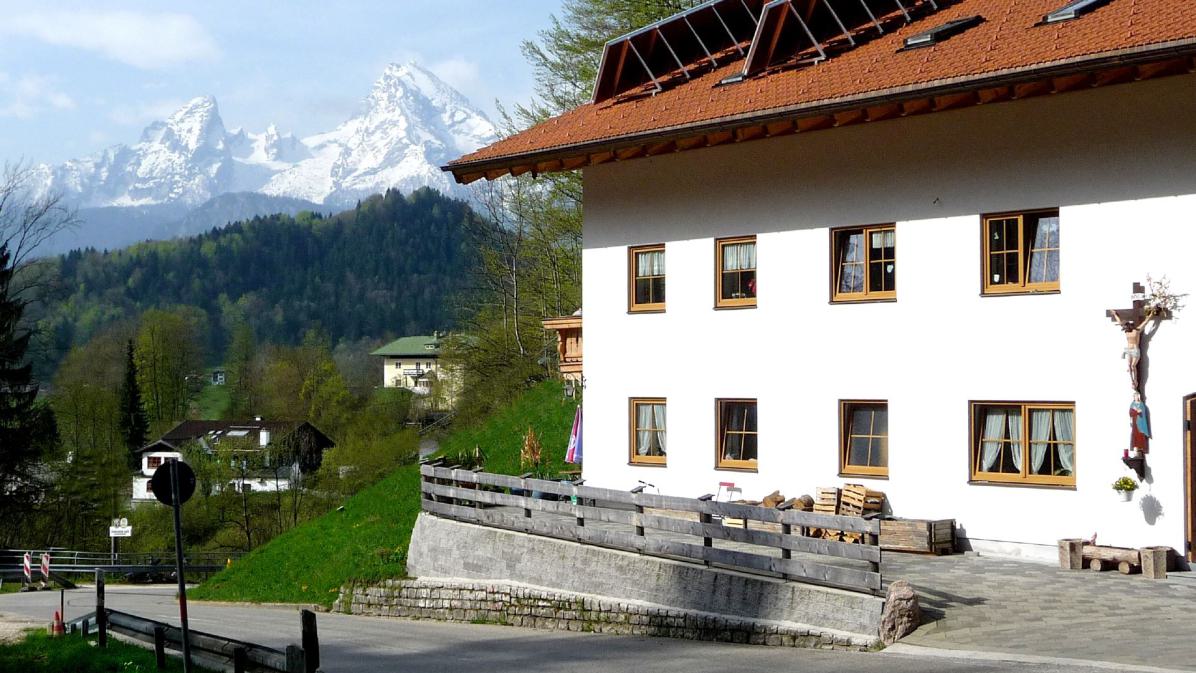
[880, 518, 955, 554]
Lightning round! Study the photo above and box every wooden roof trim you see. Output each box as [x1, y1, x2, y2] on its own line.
[447, 40, 1196, 184]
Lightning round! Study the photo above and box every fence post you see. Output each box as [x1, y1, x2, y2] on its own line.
[301, 609, 320, 673]
[233, 647, 248, 673]
[286, 645, 306, 673]
[631, 485, 646, 538]
[153, 626, 167, 670]
[866, 522, 881, 576]
[698, 494, 714, 567]
[777, 500, 793, 581]
[95, 569, 107, 648]
[81, 618, 89, 637]
[519, 473, 533, 518]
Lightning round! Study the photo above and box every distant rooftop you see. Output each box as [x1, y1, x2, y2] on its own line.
[371, 334, 443, 358]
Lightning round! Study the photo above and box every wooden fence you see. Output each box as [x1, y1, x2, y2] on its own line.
[420, 464, 882, 594]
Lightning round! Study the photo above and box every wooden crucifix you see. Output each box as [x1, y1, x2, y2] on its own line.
[1106, 282, 1154, 394]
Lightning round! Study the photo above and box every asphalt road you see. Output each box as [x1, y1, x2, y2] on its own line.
[0, 586, 1148, 673]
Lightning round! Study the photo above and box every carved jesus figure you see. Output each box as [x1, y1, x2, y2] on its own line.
[1113, 309, 1151, 392]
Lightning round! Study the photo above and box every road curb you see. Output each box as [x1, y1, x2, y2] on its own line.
[884, 642, 1195, 673]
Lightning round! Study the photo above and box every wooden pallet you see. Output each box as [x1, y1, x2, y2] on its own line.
[880, 518, 955, 554]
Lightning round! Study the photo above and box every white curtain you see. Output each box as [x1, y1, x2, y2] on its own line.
[1029, 409, 1051, 474]
[1055, 409, 1075, 474]
[840, 233, 864, 293]
[1028, 216, 1060, 283]
[1008, 409, 1024, 472]
[636, 404, 654, 455]
[980, 410, 1005, 472]
[653, 404, 667, 455]
[723, 242, 756, 271]
[870, 230, 895, 250]
[637, 250, 665, 276]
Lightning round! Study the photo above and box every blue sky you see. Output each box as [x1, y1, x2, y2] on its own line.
[0, 1, 565, 164]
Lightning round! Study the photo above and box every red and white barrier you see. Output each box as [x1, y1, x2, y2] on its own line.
[22, 552, 31, 583]
[40, 553, 50, 580]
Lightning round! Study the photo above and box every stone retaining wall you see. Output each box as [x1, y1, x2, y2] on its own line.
[333, 577, 878, 650]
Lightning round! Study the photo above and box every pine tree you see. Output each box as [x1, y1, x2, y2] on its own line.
[118, 338, 150, 467]
[0, 243, 42, 497]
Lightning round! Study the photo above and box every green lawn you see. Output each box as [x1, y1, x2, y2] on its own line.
[193, 381, 230, 420]
[0, 631, 205, 673]
[191, 381, 578, 607]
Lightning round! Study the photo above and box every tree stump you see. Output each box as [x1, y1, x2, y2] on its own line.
[1140, 546, 1168, 579]
[1058, 539, 1084, 570]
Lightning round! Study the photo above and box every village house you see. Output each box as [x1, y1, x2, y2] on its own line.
[371, 333, 459, 409]
[447, 0, 1196, 563]
[132, 419, 334, 503]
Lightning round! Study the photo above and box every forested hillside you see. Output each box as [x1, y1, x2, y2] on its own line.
[32, 187, 480, 373]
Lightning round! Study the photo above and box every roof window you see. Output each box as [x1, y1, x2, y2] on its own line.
[1042, 0, 1114, 24]
[901, 15, 984, 50]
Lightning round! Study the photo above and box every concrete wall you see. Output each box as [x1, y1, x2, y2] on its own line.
[579, 74, 1196, 560]
[406, 513, 884, 637]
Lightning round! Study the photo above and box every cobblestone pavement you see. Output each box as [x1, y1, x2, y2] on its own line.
[884, 553, 1196, 671]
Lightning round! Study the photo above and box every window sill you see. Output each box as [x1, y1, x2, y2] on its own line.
[714, 303, 757, 311]
[628, 307, 666, 314]
[980, 288, 1061, 298]
[968, 479, 1075, 490]
[715, 464, 759, 473]
[830, 296, 897, 305]
[838, 472, 889, 480]
[628, 461, 668, 468]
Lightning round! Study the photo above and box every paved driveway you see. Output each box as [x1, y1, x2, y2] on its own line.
[884, 553, 1196, 671]
[0, 586, 1143, 673]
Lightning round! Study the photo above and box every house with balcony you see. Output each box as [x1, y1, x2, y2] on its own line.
[371, 333, 459, 407]
[132, 419, 334, 502]
[446, 0, 1196, 563]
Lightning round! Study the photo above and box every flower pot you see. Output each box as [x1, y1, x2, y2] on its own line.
[1118, 490, 1133, 502]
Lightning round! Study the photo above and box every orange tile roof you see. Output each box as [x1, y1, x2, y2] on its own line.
[448, 0, 1196, 179]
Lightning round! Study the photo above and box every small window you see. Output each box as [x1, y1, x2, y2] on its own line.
[971, 402, 1075, 487]
[983, 210, 1060, 294]
[832, 225, 896, 302]
[840, 401, 888, 477]
[716, 236, 757, 308]
[630, 398, 667, 465]
[717, 399, 758, 470]
[147, 456, 163, 470]
[629, 245, 666, 312]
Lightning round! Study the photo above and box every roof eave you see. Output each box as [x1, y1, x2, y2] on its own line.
[445, 38, 1196, 183]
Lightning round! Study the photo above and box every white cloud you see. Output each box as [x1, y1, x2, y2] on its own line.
[107, 98, 189, 126]
[0, 72, 77, 118]
[3, 10, 219, 69]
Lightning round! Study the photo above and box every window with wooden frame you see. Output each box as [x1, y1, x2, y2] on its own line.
[715, 236, 757, 308]
[629, 398, 667, 465]
[840, 401, 888, 477]
[717, 399, 757, 470]
[147, 456, 163, 470]
[970, 402, 1075, 487]
[982, 210, 1060, 294]
[832, 225, 896, 302]
[629, 245, 666, 312]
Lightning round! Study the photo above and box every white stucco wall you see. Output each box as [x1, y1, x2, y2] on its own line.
[580, 74, 1196, 561]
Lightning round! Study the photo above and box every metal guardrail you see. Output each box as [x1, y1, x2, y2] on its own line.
[420, 463, 883, 594]
[1, 549, 243, 583]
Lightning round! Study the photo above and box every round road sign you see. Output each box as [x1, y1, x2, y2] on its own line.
[150, 460, 197, 506]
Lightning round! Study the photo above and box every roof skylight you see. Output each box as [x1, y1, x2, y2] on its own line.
[1042, 0, 1114, 24]
[901, 15, 984, 50]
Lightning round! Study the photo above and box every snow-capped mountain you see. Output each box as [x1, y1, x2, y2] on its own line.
[33, 62, 496, 251]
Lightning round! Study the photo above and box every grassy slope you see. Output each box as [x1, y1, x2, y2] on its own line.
[0, 631, 205, 673]
[191, 381, 578, 606]
[194, 382, 231, 420]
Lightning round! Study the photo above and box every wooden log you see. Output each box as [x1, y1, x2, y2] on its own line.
[1082, 544, 1140, 565]
[1089, 558, 1112, 571]
[1118, 560, 1140, 575]
[1058, 539, 1084, 570]
[1140, 546, 1168, 579]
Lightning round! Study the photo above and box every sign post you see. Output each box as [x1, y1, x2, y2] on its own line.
[109, 518, 132, 564]
[151, 459, 196, 673]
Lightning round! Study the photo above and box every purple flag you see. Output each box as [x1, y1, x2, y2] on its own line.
[566, 406, 583, 464]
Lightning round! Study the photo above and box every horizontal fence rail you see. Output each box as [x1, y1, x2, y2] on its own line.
[106, 609, 300, 673]
[420, 464, 882, 594]
[1, 549, 245, 583]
